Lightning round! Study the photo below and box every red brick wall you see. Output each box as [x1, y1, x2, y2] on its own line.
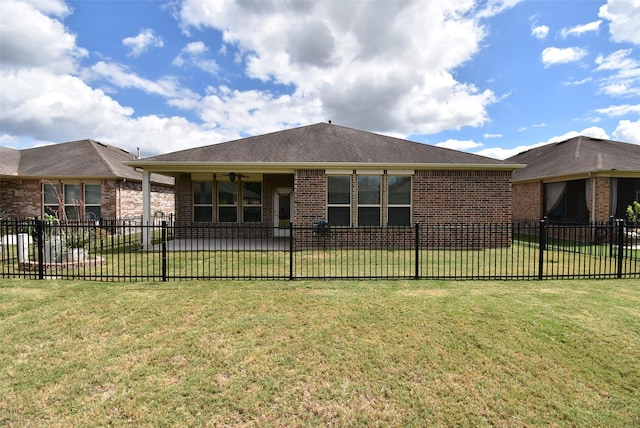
[594, 176, 611, 222]
[173, 169, 513, 227]
[0, 178, 173, 220]
[175, 174, 193, 223]
[413, 170, 513, 224]
[512, 181, 543, 221]
[0, 179, 41, 218]
[293, 169, 326, 227]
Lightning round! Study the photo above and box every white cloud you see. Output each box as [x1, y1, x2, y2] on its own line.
[176, 0, 518, 136]
[596, 104, 640, 117]
[541, 47, 587, 67]
[595, 49, 640, 97]
[172, 41, 219, 75]
[122, 29, 164, 57]
[0, 67, 221, 156]
[435, 139, 484, 151]
[85, 61, 199, 101]
[483, 133, 503, 139]
[612, 119, 640, 143]
[599, 0, 640, 44]
[560, 20, 601, 38]
[476, 127, 611, 159]
[0, 0, 86, 72]
[563, 77, 593, 86]
[531, 25, 549, 40]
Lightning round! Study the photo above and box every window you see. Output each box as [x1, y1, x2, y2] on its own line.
[327, 176, 351, 226]
[326, 173, 413, 227]
[358, 176, 381, 226]
[218, 181, 238, 222]
[84, 184, 102, 220]
[193, 181, 213, 222]
[387, 176, 411, 226]
[242, 182, 262, 223]
[64, 184, 81, 219]
[43, 183, 61, 219]
[42, 182, 102, 221]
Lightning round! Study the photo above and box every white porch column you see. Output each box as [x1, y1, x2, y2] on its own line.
[142, 170, 151, 250]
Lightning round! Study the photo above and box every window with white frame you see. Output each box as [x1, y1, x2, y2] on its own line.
[63, 184, 82, 219]
[193, 181, 213, 222]
[43, 182, 102, 221]
[357, 175, 381, 226]
[387, 176, 411, 226]
[242, 181, 262, 223]
[43, 183, 61, 219]
[218, 181, 238, 222]
[84, 184, 102, 220]
[327, 175, 351, 226]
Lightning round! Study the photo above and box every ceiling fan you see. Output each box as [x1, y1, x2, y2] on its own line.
[219, 172, 249, 182]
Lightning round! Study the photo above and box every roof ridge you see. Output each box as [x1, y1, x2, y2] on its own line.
[88, 140, 120, 176]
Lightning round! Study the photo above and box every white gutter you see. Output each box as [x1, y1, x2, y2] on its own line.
[125, 160, 526, 173]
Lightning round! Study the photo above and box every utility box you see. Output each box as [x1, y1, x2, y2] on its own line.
[312, 220, 329, 237]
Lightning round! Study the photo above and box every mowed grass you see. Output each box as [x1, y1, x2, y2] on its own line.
[1, 279, 638, 427]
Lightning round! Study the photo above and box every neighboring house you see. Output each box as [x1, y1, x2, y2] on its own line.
[0, 139, 174, 220]
[507, 136, 640, 223]
[128, 123, 522, 240]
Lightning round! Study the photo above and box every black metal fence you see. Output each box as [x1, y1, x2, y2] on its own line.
[1, 218, 638, 281]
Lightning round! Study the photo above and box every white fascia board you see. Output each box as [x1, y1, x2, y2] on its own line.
[126, 161, 526, 173]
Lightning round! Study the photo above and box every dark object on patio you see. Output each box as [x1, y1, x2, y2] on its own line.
[312, 220, 329, 237]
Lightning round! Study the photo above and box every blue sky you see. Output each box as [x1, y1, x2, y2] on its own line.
[1, 0, 639, 159]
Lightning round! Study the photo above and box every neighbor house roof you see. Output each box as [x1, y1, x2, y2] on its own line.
[507, 136, 640, 182]
[131, 123, 522, 173]
[0, 140, 173, 185]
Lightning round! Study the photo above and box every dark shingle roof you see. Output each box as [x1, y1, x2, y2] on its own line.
[145, 123, 515, 167]
[507, 136, 640, 182]
[0, 147, 21, 176]
[0, 140, 173, 185]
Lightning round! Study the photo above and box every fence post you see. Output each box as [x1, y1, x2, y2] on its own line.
[161, 221, 167, 282]
[289, 223, 294, 280]
[415, 223, 420, 280]
[538, 217, 546, 280]
[616, 219, 624, 279]
[36, 218, 44, 280]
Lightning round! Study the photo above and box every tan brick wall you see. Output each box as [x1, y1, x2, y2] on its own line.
[512, 181, 543, 221]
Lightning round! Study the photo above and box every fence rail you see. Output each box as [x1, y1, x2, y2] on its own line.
[1, 219, 638, 281]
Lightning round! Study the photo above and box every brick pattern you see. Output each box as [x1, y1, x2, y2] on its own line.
[512, 181, 543, 221]
[294, 170, 326, 226]
[0, 179, 41, 218]
[513, 178, 614, 223]
[171, 168, 513, 245]
[594, 176, 611, 222]
[413, 170, 513, 224]
[0, 178, 173, 220]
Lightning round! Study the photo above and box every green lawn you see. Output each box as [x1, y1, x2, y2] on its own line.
[1, 278, 639, 426]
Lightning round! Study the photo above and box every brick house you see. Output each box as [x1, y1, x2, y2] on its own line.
[0, 139, 174, 221]
[507, 136, 640, 223]
[128, 123, 521, 245]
